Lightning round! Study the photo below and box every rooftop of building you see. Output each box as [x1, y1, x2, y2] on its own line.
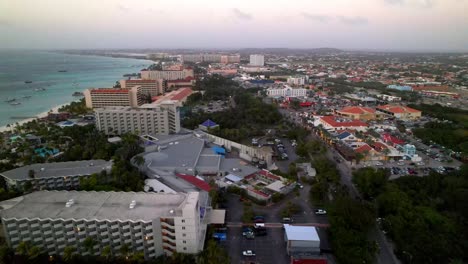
[0, 191, 196, 221]
[337, 106, 376, 115]
[89, 88, 129, 94]
[376, 104, 421, 114]
[284, 224, 320, 242]
[0, 160, 112, 181]
[320, 116, 368, 127]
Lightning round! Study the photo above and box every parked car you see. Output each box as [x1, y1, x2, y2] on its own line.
[243, 250, 256, 257]
[315, 209, 327, 215]
[282, 217, 293, 223]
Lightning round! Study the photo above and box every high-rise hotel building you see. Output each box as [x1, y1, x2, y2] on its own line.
[84, 86, 145, 109]
[0, 191, 211, 259]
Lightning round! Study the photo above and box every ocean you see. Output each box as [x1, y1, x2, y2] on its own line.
[0, 51, 152, 127]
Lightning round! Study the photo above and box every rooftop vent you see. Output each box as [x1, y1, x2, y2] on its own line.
[65, 199, 74, 208]
[40, 168, 45, 171]
[129, 200, 136, 209]
[169, 209, 174, 214]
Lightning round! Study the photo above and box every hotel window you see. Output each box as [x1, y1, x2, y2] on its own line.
[183, 247, 187, 250]
[183, 240, 186, 244]
[181, 220, 185, 223]
[182, 227, 185, 230]
[183, 234, 186, 237]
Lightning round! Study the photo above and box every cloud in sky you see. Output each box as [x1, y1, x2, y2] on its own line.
[231, 8, 253, 20]
[338, 16, 369, 25]
[384, 0, 436, 8]
[301, 13, 331, 23]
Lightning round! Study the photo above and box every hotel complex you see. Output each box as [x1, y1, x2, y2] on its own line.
[84, 86, 144, 109]
[0, 191, 211, 259]
[141, 68, 194, 80]
[95, 101, 181, 135]
[0, 160, 112, 191]
[120, 79, 165, 96]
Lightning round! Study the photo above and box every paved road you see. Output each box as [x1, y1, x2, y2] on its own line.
[280, 107, 400, 264]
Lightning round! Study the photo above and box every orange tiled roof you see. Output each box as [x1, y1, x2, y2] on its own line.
[338, 106, 375, 115]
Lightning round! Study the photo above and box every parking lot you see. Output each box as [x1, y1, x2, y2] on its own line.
[226, 226, 289, 264]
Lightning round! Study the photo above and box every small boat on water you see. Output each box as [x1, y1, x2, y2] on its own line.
[72, 91, 84, 96]
[10, 102, 21, 106]
[34, 88, 46, 92]
[22, 95, 32, 99]
[58, 70, 68, 72]
[25, 81, 33, 84]
[5, 98, 16, 103]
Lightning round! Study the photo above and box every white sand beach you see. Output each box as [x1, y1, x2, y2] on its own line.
[0, 103, 70, 133]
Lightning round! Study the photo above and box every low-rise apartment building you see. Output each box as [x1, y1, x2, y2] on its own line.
[0, 191, 211, 259]
[318, 116, 369, 132]
[0, 160, 112, 191]
[335, 106, 378, 121]
[95, 101, 180, 135]
[266, 85, 308, 98]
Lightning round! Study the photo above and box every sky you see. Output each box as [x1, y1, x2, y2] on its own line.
[1, 0, 468, 51]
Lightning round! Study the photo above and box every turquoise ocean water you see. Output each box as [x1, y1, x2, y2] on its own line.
[0, 51, 152, 127]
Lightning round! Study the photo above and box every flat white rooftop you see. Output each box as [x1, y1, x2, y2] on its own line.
[284, 224, 320, 242]
[0, 191, 194, 221]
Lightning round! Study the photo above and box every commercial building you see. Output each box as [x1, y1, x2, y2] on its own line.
[0, 191, 211, 259]
[387, 85, 412, 91]
[335, 106, 377, 121]
[287, 76, 306, 86]
[376, 105, 422, 120]
[284, 224, 320, 256]
[220, 55, 240, 64]
[151, 88, 194, 106]
[166, 77, 196, 90]
[84, 86, 144, 109]
[318, 116, 369, 132]
[0, 160, 112, 191]
[266, 85, 308, 98]
[250, 54, 265, 66]
[95, 101, 180, 135]
[141, 68, 194, 81]
[181, 54, 204, 63]
[120, 79, 165, 96]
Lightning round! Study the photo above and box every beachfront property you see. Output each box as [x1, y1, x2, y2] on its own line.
[84, 86, 145, 109]
[0, 191, 211, 259]
[141, 67, 194, 81]
[94, 101, 181, 136]
[0, 160, 112, 191]
[376, 104, 422, 120]
[120, 79, 165, 96]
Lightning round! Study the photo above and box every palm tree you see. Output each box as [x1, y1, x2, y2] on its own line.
[83, 237, 97, 256]
[27, 246, 40, 261]
[133, 155, 145, 167]
[15, 241, 30, 256]
[63, 246, 75, 262]
[101, 245, 112, 262]
[119, 243, 130, 258]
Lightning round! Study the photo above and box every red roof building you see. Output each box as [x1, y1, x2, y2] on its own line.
[176, 173, 211, 192]
[336, 106, 377, 120]
[318, 116, 368, 132]
[376, 105, 422, 120]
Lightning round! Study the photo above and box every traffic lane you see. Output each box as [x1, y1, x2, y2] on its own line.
[226, 227, 242, 264]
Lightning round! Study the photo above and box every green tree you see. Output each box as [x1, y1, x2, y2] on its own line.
[100, 245, 112, 261]
[63, 246, 75, 262]
[352, 168, 389, 200]
[119, 243, 130, 258]
[83, 237, 97, 256]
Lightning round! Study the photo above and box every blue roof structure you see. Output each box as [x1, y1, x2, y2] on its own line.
[201, 119, 218, 128]
[337, 131, 351, 140]
[212, 146, 226, 155]
[225, 174, 242, 182]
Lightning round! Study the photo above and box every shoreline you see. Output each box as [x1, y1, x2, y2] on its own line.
[0, 102, 72, 133]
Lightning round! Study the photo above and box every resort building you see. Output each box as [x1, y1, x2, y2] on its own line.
[335, 106, 378, 121]
[120, 79, 165, 96]
[376, 105, 422, 120]
[84, 86, 144, 109]
[94, 101, 180, 135]
[141, 68, 194, 81]
[0, 160, 112, 191]
[266, 85, 308, 98]
[220, 55, 240, 64]
[0, 191, 211, 259]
